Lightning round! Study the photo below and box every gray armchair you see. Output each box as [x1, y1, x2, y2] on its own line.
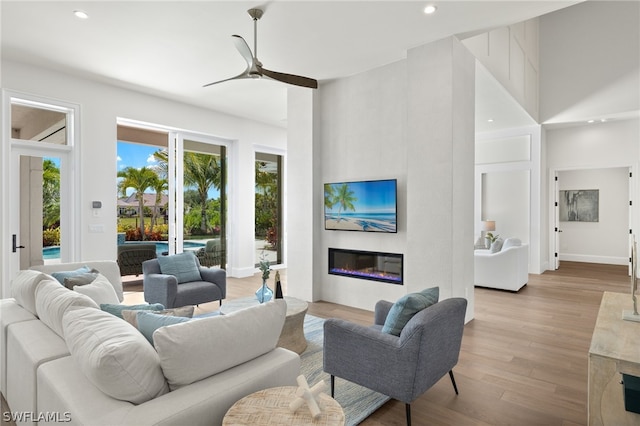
[323, 297, 467, 426]
[142, 255, 226, 309]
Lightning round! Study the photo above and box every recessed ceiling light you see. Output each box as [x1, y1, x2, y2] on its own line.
[73, 10, 89, 19]
[587, 119, 595, 123]
[424, 5, 437, 14]
[487, 119, 494, 123]
[600, 118, 607, 123]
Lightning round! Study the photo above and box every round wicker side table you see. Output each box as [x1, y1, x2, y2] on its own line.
[222, 386, 345, 425]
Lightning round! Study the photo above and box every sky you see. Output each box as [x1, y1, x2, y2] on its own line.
[325, 179, 396, 213]
[117, 141, 221, 199]
[117, 141, 161, 171]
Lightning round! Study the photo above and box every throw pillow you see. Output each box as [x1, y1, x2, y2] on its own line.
[490, 237, 504, 253]
[63, 272, 99, 289]
[136, 311, 191, 344]
[62, 307, 169, 405]
[35, 279, 99, 337]
[10, 269, 50, 315]
[157, 252, 201, 284]
[100, 302, 165, 319]
[50, 265, 92, 285]
[381, 287, 439, 336]
[154, 299, 286, 390]
[121, 306, 195, 329]
[73, 274, 120, 305]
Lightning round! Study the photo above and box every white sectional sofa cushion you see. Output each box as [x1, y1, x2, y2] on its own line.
[154, 299, 286, 390]
[35, 279, 98, 338]
[10, 269, 50, 316]
[7, 320, 70, 425]
[63, 307, 170, 404]
[0, 299, 37, 395]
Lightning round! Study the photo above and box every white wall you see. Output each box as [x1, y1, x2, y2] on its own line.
[463, 17, 539, 121]
[545, 118, 640, 268]
[557, 168, 629, 264]
[1, 60, 287, 292]
[539, 1, 639, 124]
[299, 37, 476, 321]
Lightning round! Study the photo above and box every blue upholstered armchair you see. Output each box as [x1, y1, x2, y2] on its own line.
[323, 297, 467, 426]
[142, 252, 226, 309]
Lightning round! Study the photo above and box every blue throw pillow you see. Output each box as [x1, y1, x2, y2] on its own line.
[51, 265, 92, 285]
[137, 311, 191, 344]
[157, 252, 202, 284]
[100, 303, 165, 319]
[381, 287, 439, 336]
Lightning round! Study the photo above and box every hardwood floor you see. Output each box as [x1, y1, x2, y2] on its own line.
[184, 262, 626, 426]
[1, 262, 628, 425]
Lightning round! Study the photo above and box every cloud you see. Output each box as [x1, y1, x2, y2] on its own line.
[147, 154, 157, 164]
[117, 156, 122, 162]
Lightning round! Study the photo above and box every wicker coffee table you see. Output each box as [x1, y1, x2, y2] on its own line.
[222, 386, 345, 425]
[220, 296, 309, 354]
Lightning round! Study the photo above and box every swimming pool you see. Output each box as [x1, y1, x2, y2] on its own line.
[42, 241, 206, 260]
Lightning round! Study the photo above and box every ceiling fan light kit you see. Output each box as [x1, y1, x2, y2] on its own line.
[204, 8, 318, 89]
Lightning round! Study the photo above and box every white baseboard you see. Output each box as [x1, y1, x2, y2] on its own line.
[559, 254, 628, 266]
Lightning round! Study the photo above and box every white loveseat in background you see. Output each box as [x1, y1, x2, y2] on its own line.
[474, 239, 529, 292]
[1, 261, 300, 426]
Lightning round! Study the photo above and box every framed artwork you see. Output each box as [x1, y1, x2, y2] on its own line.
[559, 189, 599, 222]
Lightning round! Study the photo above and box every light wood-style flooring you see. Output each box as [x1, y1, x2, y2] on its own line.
[2, 262, 629, 425]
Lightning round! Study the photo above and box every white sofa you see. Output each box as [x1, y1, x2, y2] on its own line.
[474, 239, 529, 292]
[2, 261, 300, 425]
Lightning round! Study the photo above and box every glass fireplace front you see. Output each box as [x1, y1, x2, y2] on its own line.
[328, 248, 403, 285]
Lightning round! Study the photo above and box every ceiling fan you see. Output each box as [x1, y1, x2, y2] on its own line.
[204, 8, 318, 89]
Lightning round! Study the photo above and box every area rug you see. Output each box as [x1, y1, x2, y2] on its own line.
[301, 314, 390, 425]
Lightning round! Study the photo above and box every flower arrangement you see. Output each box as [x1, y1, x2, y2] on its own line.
[259, 251, 271, 280]
[485, 232, 500, 244]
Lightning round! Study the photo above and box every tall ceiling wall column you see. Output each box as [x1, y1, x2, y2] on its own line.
[405, 36, 476, 321]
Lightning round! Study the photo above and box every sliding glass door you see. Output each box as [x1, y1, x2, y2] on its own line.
[117, 124, 227, 269]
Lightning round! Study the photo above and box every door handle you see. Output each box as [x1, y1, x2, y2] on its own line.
[12, 234, 25, 253]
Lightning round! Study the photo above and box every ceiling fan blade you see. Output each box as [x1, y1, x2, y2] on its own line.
[203, 70, 251, 88]
[258, 66, 318, 89]
[231, 35, 255, 69]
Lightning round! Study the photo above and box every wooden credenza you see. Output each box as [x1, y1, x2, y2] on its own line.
[589, 292, 640, 425]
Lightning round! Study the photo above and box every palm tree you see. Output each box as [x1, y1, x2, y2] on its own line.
[324, 183, 336, 211]
[149, 176, 168, 230]
[184, 152, 221, 234]
[42, 159, 60, 228]
[333, 183, 357, 222]
[117, 166, 158, 240]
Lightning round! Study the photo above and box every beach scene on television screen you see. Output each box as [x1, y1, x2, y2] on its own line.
[324, 180, 397, 233]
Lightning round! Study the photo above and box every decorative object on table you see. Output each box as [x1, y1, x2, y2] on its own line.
[477, 220, 496, 249]
[255, 251, 273, 303]
[275, 270, 284, 299]
[623, 235, 640, 322]
[559, 189, 599, 222]
[483, 220, 499, 249]
[289, 375, 327, 419]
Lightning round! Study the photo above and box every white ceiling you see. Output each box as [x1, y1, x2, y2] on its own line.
[2, 1, 581, 130]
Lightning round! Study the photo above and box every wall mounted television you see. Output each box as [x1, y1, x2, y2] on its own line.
[324, 178, 397, 233]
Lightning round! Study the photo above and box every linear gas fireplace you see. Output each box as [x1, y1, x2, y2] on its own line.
[328, 248, 403, 285]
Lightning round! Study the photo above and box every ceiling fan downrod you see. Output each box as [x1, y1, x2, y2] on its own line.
[248, 8, 263, 61]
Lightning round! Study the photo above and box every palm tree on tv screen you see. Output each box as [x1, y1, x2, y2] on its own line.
[334, 183, 357, 222]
